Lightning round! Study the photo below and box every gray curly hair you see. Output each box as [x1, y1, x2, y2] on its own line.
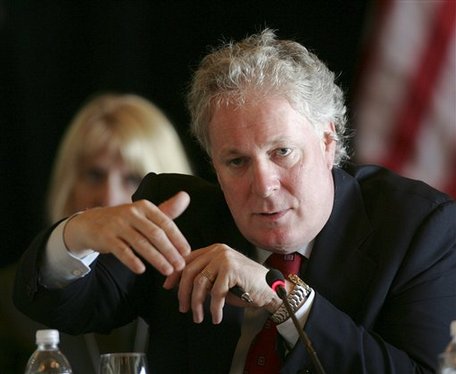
[187, 29, 349, 166]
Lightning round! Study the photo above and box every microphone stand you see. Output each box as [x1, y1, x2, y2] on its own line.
[276, 287, 327, 374]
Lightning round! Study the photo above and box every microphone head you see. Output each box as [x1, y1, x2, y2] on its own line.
[266, 269, 286, 293]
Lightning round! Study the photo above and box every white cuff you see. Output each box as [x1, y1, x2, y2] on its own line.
[276, 288, 315, 348]
[41, 218, 99, 288]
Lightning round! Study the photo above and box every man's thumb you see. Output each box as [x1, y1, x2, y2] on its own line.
[158, 191, 190, 220]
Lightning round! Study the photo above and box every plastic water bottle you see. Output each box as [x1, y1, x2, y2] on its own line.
[24, 329, 72, 374]
[438, 321, 456, 374]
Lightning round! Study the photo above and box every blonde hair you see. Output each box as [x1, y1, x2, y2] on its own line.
[47, 93, 192, 222]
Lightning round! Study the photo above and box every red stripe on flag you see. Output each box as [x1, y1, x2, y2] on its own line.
[383, 0, 456, 171]
[443, 151, 456, 198]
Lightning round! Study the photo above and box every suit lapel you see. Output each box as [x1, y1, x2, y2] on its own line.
[306, 168, 376, 321]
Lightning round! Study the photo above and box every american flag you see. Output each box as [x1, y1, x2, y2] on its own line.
[353, 0, 455, 198]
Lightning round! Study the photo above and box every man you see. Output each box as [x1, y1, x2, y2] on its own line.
[14, 30, 455, 373]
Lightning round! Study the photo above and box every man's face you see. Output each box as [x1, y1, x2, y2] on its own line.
[209, 96, 336, 253]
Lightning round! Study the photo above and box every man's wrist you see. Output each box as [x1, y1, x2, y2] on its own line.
[270, 274, 312, 324]
[265, 293, 283, 314]
[42, 220, 97, 288]
[63, 212, 94, 259]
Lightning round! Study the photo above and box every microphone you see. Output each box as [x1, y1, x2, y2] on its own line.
[266, 269, 326, 374]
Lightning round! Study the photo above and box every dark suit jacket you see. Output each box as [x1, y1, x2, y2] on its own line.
[13, 165, 456, 373]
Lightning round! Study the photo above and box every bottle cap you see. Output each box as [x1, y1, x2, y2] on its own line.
[36, 329, 60, 345]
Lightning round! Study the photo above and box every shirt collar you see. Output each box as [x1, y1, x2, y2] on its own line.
[254, 241, 314, 264]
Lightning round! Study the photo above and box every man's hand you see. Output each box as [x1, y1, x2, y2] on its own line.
[63, 191, 191, 275]
[166, 244, 280, 324]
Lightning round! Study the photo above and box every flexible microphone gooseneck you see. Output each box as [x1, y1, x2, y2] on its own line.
[266, 269, 326, 374]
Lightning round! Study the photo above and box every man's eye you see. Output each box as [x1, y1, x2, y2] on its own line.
[228, 158, 245, 168]
[275, 148, 292, 157]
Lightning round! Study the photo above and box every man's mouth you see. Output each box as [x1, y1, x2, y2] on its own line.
[255, 209, 289, 219]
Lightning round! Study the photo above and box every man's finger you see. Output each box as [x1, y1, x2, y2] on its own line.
[159, 191, 190, 220]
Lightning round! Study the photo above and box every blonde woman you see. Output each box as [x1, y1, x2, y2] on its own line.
[48, 93, 192, 373]
[47, 92, 192, 223]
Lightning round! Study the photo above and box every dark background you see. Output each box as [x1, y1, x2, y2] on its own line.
[0, 1, 374, 266]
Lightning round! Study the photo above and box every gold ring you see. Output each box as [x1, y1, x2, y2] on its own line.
[200, 268, 216, 284]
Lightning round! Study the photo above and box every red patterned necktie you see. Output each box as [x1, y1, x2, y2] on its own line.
[243, 252, 302, 374]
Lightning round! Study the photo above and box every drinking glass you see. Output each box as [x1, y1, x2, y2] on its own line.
[98, 352, 149, 374]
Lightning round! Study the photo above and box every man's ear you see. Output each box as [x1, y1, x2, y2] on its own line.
[323, 121, 336, 143]
[322, 122, 336, 168]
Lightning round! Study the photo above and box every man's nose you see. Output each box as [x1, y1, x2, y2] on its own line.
[251, 161, 280, 198]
